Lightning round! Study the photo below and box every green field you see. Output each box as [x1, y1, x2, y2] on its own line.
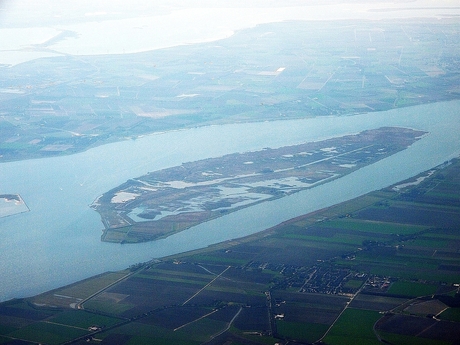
[31, 271, 131, 308]
[378, 331, 451, 345]
[47, 310, 122, 329]
[0, 11, 459, 344]
[276, 320, 328, 343]
[343, 279, 365, 290]
[1, 153, 459, 344]
[388, 281, 439, 298]
[7, 322, 89, 345]
[440, 307, 460, 322]
[323, 308, 382, 345]
[318, 219, 427, 235]
[1, 19, 459, 165]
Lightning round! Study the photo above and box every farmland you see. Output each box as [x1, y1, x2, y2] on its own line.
[1, 19, 459, 163]
[0, 157, 459, 344]
[1, 7, 459, 345]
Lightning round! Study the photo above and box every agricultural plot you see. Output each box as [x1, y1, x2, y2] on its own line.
[349, 294, 409, 312]
[0, 300, 54, 322]
[86, 274, 212, 317]
[440, 307, 460, 322]
[96, 321, 203, 345]
[323, 308, 382, 345]
[387, 281, 439, 298]
[92, 306, 246, 345]
[7, 322, 89, 345]
[376, 332, 451, 345]
[376, 313, 460, 344]
[271, 291, 348, 325]
[0, 299, 58, 342]
[403, 299, 448, 316]
[46, 310, 122, 330]
[276, 320, 329, 344]
[30, 270, 131, 308]
[2, 160, 460, 344]
[139, 306, 228, 330]
[2, 19, 459, 165]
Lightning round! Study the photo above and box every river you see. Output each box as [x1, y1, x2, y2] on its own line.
[0, 100, 459, 302]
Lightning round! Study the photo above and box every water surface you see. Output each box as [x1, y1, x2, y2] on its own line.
[0, 100, 459, 301]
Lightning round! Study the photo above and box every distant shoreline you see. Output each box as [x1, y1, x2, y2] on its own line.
[2, 3, 460, 65]
[0, 194, 30, 218]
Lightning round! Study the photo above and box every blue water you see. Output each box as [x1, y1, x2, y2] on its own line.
[0, 100, 459, 301]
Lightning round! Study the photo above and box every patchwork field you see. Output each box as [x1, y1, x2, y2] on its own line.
[1, 157, 458, 344]
[1, 19, 459, 163]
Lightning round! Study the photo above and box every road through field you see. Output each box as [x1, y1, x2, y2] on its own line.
[182, 266, 231, 306]
[319, 278, 369, 342]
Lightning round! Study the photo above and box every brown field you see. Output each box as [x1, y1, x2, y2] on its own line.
[404, 299, 449, 316]
[233, 307, 270, 332]
[377, 313, 460, 343]
[350, 294, 409, 311]
[2, 159, 459, 344]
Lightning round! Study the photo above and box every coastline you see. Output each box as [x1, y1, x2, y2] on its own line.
[0, 98, 459, 303]
[94, 127, 426, 244]
[0, 194, 30, 219]
[2, 2, 460, 66]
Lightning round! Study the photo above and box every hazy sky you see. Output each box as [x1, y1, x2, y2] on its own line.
[1, 0, 459, 65]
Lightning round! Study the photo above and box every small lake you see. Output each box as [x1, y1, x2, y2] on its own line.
[0, 100, 459, 302]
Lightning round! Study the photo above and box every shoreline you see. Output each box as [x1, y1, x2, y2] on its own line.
[0, 194, 30, 219]
[0, 94, 459, 304]
[23, 155, 459, 309]
[2, 4, 460, 66]
[0, 99, 450, 166]
[94, 127, 426, 244]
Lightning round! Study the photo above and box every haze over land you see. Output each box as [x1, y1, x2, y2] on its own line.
[1, 0, 460, 65]
[0, 5, 459, 162]
[0, 2, 459, 345]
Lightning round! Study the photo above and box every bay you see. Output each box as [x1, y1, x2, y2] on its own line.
[0, 100, 459, 302]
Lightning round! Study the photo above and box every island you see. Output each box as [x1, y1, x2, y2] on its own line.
[92, 127, 426, 243]
[0, 194, 29, 218]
